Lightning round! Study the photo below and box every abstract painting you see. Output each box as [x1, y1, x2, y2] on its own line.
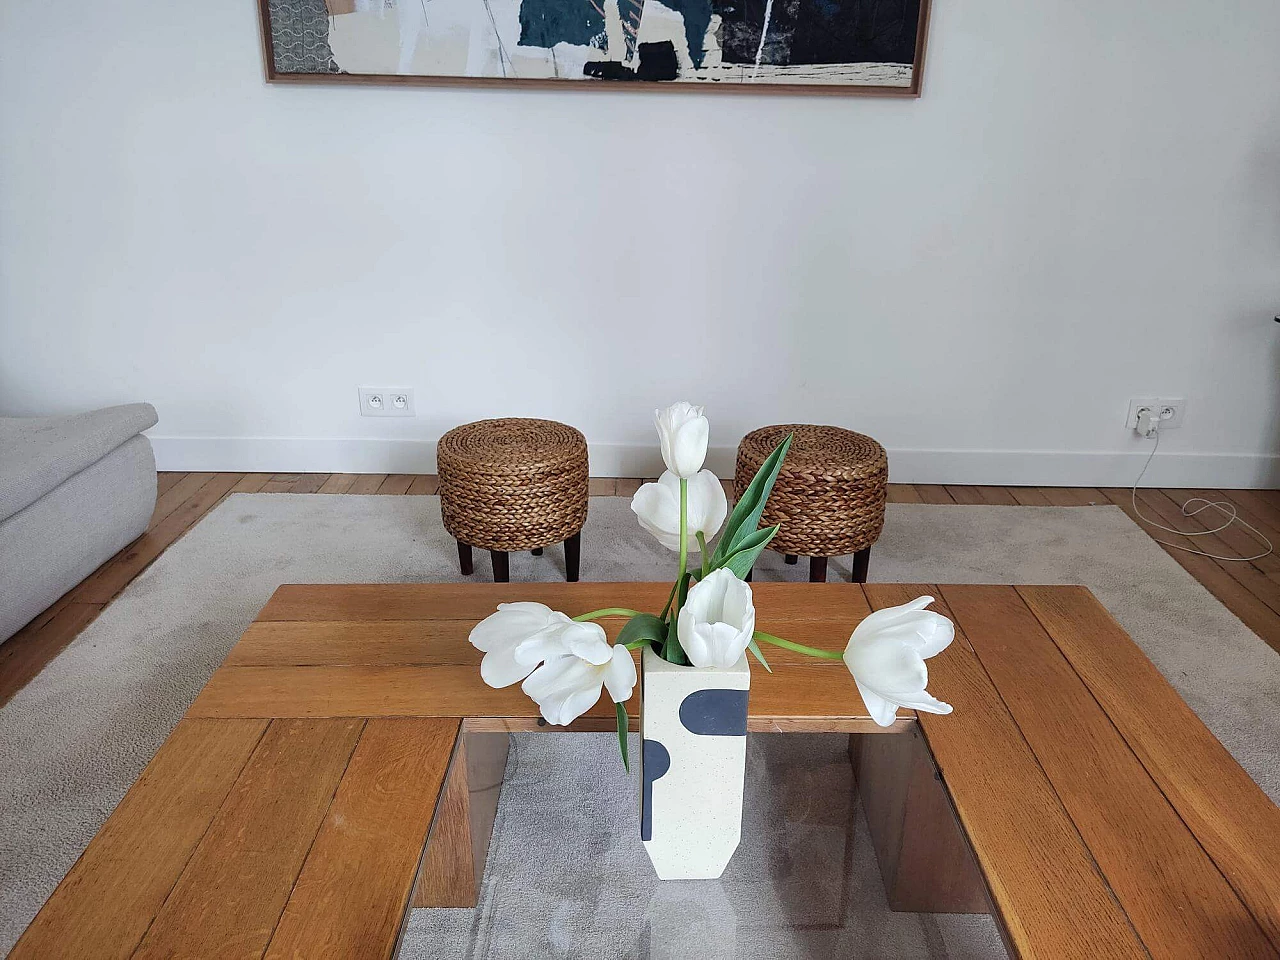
[259, 0, 929, 93]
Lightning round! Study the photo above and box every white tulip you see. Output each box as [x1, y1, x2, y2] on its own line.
[843, 596, 955, 727]
[655, 401, 709, 479]
[468, 602, 575, 688]
[522, 644, 638, 725]
[630, 470, 728, 552]
[677, 568, 757, 668]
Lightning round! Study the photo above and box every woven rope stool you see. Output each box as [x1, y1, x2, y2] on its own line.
[734, 424, 887, 583]
[437, 418, 589, 583]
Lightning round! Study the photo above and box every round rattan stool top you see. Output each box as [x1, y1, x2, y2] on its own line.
[734, 424, 887, 558]
[437, 418, 588, 552]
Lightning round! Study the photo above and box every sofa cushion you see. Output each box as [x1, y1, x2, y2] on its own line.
[0, 403, 158, 523]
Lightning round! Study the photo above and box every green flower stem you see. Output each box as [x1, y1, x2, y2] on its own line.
[696, 532, 709, 578]
[664, 478, 690, 663]
[753, 630, 845, 661]
[625, 638, 653, 650]
[658, 578, 678, 620]
[573, 608, 643, 622]
[676, 478, 689, 605]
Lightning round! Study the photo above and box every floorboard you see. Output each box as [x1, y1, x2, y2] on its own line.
[288, 474, 330, 494]
[886, 484, 923, 503]
[1009, 487, 1052, 506]
[915, 485, 955, 504]
[155, 472, 184, 497]
[377, 475, 414, 496]
[318, 474, 358, 494]
[8, 476, 1280, 703]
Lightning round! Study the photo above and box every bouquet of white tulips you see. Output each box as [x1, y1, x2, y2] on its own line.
[470, 402, 956, 768]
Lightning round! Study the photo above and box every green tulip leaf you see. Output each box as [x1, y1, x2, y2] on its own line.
[747, 638, 773, 673]
[615, 701, 630, 772]
[720, 524, 780, 579]
[617, 613, 668, 649]
[661, 620, 690, 665]
[714, 434, 792, 565]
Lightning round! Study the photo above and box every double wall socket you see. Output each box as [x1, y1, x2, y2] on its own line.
[1125, 397, 1186, 431]
[358, 387, 416, 417]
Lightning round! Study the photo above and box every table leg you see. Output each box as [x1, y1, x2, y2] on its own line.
[414, 731, 510, 909]
[851, 728, 988, 914]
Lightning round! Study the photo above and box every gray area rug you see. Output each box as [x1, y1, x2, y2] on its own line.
[2, 496, 1277, 958]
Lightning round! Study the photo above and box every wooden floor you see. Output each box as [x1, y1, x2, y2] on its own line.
[3, 474, 1279, 708]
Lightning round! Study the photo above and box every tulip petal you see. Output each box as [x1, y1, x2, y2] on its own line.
[468, 602, 556, 652]
[511, 622, 570, 667]
[910, 616, 955, 660]
[721, 576, 756, 638]
[855, 679, 903, 727]
[672, 417, 710, 477]
[603, 646, 637, 702]
[893, 690, 954, 716]
[687, 622, 748, 668]
[631, 478, 682, 552]
[522, 655, 606, 726]
[559, 621, 613, 665]
[855, 616, 952, 660]
[850, 596, 935, 636]
[547, 683, 605, 725]
[686, 470, 729, 544]
[844, 635, 929, 699]
[480, 645, 539, 688]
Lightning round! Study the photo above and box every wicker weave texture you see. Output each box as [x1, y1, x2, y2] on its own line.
[437, 418, 589, 551]
[734, 424, 887, 557]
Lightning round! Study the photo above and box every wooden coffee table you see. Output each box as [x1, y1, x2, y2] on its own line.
[11, 583, 1280, 959]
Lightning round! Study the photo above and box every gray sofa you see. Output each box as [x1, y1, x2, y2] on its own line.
[1, 404, 158, 641]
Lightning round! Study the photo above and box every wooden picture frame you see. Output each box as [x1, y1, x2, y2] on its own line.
[258, 0, 930, 96]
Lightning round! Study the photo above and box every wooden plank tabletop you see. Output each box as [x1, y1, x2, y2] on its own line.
[189, 582, 907, 732]
[11, 717, 460, 960]
[12, 581, 1279, 960]
[865, 585, 1148, 959]
[940, 585, 1274, 957]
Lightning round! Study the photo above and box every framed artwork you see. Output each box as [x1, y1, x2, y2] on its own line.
[259, 0, 930, 94]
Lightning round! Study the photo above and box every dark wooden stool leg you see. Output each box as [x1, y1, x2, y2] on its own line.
[744, 568, 753, 582]
[531, 547, 543, 556]
[457, 541, 473, 576]
[809, 556, 828, 583]
[564, 532, 580, 583]
[490, 550, 509, 583]
[785, 554, 798, 565]
[851, 547, 871, 583]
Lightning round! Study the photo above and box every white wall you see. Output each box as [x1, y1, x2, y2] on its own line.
[2, 0, 1279, 485]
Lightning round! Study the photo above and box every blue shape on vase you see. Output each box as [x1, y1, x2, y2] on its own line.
[641, 739, 671, 841]
[679, 689, 749, 736]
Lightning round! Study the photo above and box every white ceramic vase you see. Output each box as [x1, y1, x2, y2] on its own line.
[639, 647, 750, 880]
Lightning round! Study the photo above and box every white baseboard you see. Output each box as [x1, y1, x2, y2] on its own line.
[148, 436, 1280, 489]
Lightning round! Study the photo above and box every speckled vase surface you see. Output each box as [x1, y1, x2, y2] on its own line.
[639, 648, 751, 880]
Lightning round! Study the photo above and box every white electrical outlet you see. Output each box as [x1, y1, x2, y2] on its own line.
[358, 387, 416, 417]
[1125, 397, 1185, 431]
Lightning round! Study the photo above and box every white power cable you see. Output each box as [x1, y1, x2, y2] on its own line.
[1130, 427, 1274, 562]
